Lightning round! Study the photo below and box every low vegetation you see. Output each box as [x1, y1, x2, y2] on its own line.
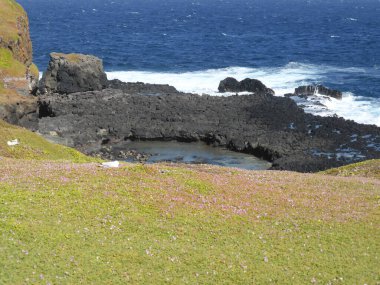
[0, 0, 379, 281]
[0, 120, 97, 162]
[52, 53, 85, 63]
[0, 0, 38, 105]
[0, 0, 24, 43]
[0, 48, 28, 78]
[0, 122, 379, 283]
[323, 159, 380, 179]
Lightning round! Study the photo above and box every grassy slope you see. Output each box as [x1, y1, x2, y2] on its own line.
[0, 136, 379, 284]
[0, 0, 38, 103]
[1, 0, 379, 282]
[0, 0, 24, 43]
[0, 48, 29, 103]
[0, 120, 97, 162]
[0, 48, 27, 78]
[323, 159, 380, 179]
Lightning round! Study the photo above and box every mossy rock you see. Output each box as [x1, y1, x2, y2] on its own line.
[51, 53, 84, 63]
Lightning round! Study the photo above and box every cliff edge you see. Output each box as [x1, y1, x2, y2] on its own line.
[0, 0, 39, 126]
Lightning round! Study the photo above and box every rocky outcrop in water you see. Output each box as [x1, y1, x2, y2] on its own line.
[291, 85, 343, 99]
[39, 53, 108, 94]
[218, 77, 275, 95]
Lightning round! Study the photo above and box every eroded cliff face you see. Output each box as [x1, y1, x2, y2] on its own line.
[0, 0, 39, 125]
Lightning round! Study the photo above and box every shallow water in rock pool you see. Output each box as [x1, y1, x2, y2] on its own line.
[114, 141, 272, 170]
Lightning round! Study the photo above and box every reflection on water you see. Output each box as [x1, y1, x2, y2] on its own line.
[116, 141, 272, 170]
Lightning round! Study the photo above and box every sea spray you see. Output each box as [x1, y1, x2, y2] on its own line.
[106, 63, 380, 126]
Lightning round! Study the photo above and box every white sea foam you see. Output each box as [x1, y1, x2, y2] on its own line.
[318, 93, 380, 126]
[106, 63, 324, 96]
[106, 63, 380, 126]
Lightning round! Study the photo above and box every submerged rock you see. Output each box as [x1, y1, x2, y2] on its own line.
[39, 53, 108, 94]
[218, 77, 275, 95]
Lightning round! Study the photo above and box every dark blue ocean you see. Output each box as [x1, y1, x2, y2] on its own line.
[19, 0, 380, 125]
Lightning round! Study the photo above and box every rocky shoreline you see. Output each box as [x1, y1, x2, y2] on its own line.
[1, 0, 379, 173]
[26, 53, 379, 172]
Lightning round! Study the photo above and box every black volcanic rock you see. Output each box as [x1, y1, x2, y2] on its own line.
[294, 85, 342, 99]
[218, 77, 241, 92]
[37, 85, 380, 172]
[218, 77, 275, 95]
[39, 53, 108, 94]
[108, 79, 178, 94]
[239, 78, 275, 95]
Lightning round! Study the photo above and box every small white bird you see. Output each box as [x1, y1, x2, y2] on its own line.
[7, 139, 19, 146]
[101, 161, 120, 168]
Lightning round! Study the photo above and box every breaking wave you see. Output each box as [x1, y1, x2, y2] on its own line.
[106, 62, 380, 126]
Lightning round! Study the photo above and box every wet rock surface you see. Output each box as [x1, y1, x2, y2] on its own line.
[292, 85, 343, 100]
[37, 83, 380, 172]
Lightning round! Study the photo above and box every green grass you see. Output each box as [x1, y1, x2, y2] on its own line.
[323, 159, 380, 179]
[0, 48, 27, 77]
[52, 53, 84, 63]
[0, 119, 98, 162]
[29, 63, 39, 79]
[0, 48, 13, 69]
[0, 0, 39, 102]
[0, 158, 379, 284]
[0, 0, 24, 43]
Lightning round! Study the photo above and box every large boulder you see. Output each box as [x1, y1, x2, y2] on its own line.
[218, 77, 241, 92]
[39, 53, 108, 94]
[218, 77, 275, 95]
[294, 85, 342, 99]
